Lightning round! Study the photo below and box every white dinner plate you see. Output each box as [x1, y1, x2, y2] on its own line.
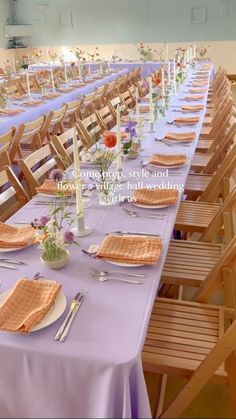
[132, 202, 171, 209]
[0, 289, 66, 332]
[148, 162, 187, 169]
[107, 260, 145, 268]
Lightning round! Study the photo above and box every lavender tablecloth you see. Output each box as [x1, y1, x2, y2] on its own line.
[0, 64, 213, 418]
[0, 68, 128, 136]
[30, 61, 170, 78]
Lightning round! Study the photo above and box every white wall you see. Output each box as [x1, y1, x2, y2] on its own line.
[0, 0, 11, 47]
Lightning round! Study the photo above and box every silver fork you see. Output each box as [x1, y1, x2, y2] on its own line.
[90, 271, 142, 285]
[89, 266, 146, 278]
[122, 208, 165, 220]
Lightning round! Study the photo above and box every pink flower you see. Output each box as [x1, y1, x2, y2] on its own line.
[63, 230, 74, 243]
[49, 169, 64, 183]
[35, 216, 50, 228]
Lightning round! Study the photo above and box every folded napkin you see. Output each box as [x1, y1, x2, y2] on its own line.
[165, 132, 195, 142]
[57, 87, 74, 93]
[42, 92, 60, 99]
[22, 100, 44, 106]
[35, 179, 75, 196]
[134, 188, 179, 206]
[185, 95, 205, 101]
[192, 81, 208, 87]
[174, 116, 200, 125]
[139, 105, 150, 113]
[149, 154, 186, 167]
[181, 105, 204, 112]
[0, 108, 24, 115]
[0, 278, 62, 333]
[96, 234, 162, 265]
[0, 223, 35, 249]
[189, 88, 207, 94]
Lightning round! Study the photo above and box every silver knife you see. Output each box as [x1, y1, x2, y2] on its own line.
[54, 292, 81, 341]
[107, 231, 161, 238]
[0, 263, 17, 270]
[59, 293, 86, 342]
[0, 258, 26, 266]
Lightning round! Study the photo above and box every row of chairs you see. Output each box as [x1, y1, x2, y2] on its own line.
[141, 66, 236, 417]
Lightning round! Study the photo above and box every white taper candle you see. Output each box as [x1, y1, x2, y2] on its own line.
[73, 130, 84, 218]
[26, 69, 31, 100]
[116, 105, 122, 172]
[50, 66, 55, 91]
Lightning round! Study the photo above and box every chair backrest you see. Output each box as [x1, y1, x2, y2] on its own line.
[120, 89, 135, 109]
[41, 105, 67, 141]
[200, 144, 236, 202]
[108, 96, 128, 118]
[0, 166, 29, 221]
[200, 186, 236, 244]
[63, 99, 81, 128]
[0, 143, 11, 171]
[8, 116, 45, 162]
[96, 105, 116, 130]
[19, 143, 62, 196]
[50, 127, 84, 168]
[75, 113, 104, 148]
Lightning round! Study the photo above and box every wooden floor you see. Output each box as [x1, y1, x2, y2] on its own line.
[144, 82, 236, 419]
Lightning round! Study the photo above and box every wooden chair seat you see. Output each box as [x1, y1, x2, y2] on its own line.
[142, 297, 226, 382]
[200, 125, 212, 138]
[196, 139, 214, 152]
[203, 116, 213, 126]
[175, 201, 221, 232]
[162, 239, 223, 287]
[185, 174, 212, 195]
[191, 153, 211, 172]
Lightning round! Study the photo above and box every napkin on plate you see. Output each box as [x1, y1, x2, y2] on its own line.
[96, 234, 162, 265]
[139, 105, 150, 113]
[35, 179, 75, 196]
[189, 88, 207, 94]
[181, 105, 204, 112]
[184, 95, 205, 101]
[0, 223, 35, 249]
[0, 108, 24, 115]
[22, 100, 44, 106]
[173, 116, 200, 125]
[192, 81, 208, 87]
[134, 188, 179, 206]
[164, 132, 195, 142]
[0, 278, 62, 333]
[149, 154, 186, 167]
[42, 92, 61, 99]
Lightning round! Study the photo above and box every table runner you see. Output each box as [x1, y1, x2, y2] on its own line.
[0, 64, 213, 418]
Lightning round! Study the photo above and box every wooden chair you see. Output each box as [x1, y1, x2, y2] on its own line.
[175, 186, 236, 238]
[0, 166, 29, 221]
[63, 99, 81, 129]
[191, 117, 236, 173]
[96, 105, 116, 130]
[41, 105, 67, 143]
[199, 98, 233, 140]
[75, 113, 105, 148]
[120, 89, 135, 109]
[0, 128, 16, 169]
[8, 116, 45, 163]
[19, 74, 41, 93]
[19, 143, 63, 197]
[142, 270, 236, 418]
[50, 128, 84, 169]
[185, 144, 236, 201]
[79, 92, 97, 118]
[108, 96, 128, 118]
[2, 80, 24, 98]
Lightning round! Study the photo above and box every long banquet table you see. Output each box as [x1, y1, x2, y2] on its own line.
[30, 61, 170, 78]
[0, 68, 128, 136]
[0, 64, 213, 418]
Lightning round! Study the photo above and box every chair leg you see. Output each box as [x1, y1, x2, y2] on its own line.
[154, 375, 168, 418]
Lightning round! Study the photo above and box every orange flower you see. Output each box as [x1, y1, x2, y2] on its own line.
[103, 132, 117, 148]
[152, 76, 161, 86]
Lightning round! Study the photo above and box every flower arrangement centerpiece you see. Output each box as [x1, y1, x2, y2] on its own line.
[123, 121, 140, 159]
[137, 43, 153, 61]
[4, 59, 12, 76]
[175, 47, 186, 65]
[32, 50, 42, 63]
[32, 169, 78, 269]
[0, 87, 8, 108]
[89, 132, 118, 205]
[87, 47, 101, 62]
[71, 48, 86, 62]
[197, 45, 210, 60]
[36, 69, 51, 93]
[156, 42, 166, 61]
[16, 55, 29, 71]
[48, 50, 58, 64]
[111, 50, 122, 62]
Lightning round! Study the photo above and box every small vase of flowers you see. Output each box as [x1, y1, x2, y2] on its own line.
[33, 169, 78, 269]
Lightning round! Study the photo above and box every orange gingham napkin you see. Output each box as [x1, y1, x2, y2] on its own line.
[134, 188, 179, 206]
[181, 105, 204, 112]
[173, 116, 199, 125]
[0, 279, 62, 333]
[189, 88, 207, 94]
[192, 81, 208, 87]
[0, 223, 35, 249]
[0, 108, 24, 115]
[22, 100, 44, 106]
[35, 179, 75, 196]
[164, 132, 195, 142]
[184, 95, 205, 101]
[139, 105, 150, 113]
[149, 154, 186, 167]
[96, 234, 162, 265]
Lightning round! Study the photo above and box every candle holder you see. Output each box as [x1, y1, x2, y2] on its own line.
[115, 168, 126, 183]
[72, 216, 92, 238]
